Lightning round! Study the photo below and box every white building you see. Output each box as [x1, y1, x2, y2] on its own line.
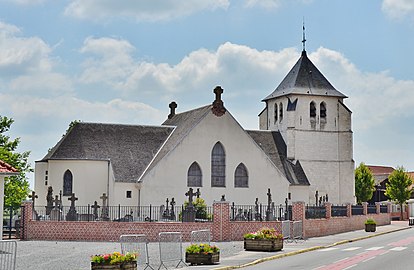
[34, 48, 355, 207]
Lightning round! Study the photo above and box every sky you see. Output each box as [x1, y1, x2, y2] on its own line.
[1, 0, 414, 189]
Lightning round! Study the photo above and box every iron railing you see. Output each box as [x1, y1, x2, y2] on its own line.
[367, 205, 377, 214]
[32, 205, 213, 222]
[230, 203, 291, 221]
[331, 205, 347, 217]
[351, 205, 364, 215]
[305, 205, 326, 219]
[380, 205, 388, 213]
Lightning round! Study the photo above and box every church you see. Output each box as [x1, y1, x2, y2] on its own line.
[34, 47, 355, 207]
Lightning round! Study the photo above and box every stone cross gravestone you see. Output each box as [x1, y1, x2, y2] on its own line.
[100, 193, 110, 221]
[46, 186, 54, 215]
[65, 193, 78, 221]
[266, 188, 274, 221]
[50, 195, 63, 221]
[183, 188, 196, 222]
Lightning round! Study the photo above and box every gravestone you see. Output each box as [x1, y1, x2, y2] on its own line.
[50, 195, 63, 220]
[170, 198, 176, 220]
[182, 188, 196, 222]
[91, 201, 100, 220]
[65, 193, 78, 221]
[162, 198, 170, 219]
[265, 188, 274, 221]
[29, 191, 39, 220]
[45, 186, 54, 215]
[254, 198, 262, 221]
[100, 193, 110, 221]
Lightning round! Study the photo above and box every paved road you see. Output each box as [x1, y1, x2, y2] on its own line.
[242, 228, 414, 270]
[10, 221, 410, 270]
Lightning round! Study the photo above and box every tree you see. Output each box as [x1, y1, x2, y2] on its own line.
[355, 163, 375, 204]
[385, 166, 413, 220]
[0, 116, 32, 209]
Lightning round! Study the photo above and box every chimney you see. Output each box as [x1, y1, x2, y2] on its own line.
[168, 101, 177, 119]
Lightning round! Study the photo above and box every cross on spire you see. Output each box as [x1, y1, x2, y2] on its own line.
[302, 19, 307, 52]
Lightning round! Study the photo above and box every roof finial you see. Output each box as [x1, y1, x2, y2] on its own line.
[302, 18, 306, 53]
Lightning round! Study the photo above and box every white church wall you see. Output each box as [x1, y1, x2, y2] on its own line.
[113, 182, 139, 206]
[35, 160, 112, 206]
[140, 110, 290, 206]
[288, 185, 309, 203]
[34, 161, 48, 207]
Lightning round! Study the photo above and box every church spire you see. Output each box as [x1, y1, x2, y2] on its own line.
[302, 18, 306, 55]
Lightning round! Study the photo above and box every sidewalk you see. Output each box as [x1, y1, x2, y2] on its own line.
[13, 221, 410, 270]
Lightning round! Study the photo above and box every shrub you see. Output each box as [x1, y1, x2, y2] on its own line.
[185, 243, 219, 254]
[243, 227, 283, 240]
[365, 218, 376, 225]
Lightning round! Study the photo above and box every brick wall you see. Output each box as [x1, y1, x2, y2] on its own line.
[21, 201, 391, 242]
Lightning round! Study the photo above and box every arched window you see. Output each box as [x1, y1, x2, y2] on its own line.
[211, 142, 225, 187]
[63, 169, 73, 196]
[187, 162, 202, 187]
[320, 102, 327, 119]
[274, 103, 278, 124]
[234, 163, 248, 188]
[279, 102, 283, 122]
[310, 101, 316, 118]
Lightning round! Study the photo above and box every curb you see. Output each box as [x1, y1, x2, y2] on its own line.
[212, 226, 411, 270]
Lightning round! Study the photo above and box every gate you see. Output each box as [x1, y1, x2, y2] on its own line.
[2, 205, 24, 240]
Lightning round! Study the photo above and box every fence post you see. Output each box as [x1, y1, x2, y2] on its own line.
[325, 202, 332, 219]
[387, 201, 391, 214]
[346, 203, 351, 217]
[20, 200, 33, 240]
[212, 201, 230, 241]
[292, 202, 305, 222]
[362, 202, 368, 215]
[375, 202, 380, 214]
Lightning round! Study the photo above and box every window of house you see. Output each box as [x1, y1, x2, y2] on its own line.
[187, 162, 202, 187]
[211, 142, 225, 187]
[234, 163, 248, 188]
[126, 191, 132, 198]
[274, 103, 278, 124]
[63, 169, 73, 196]
[310, 101, 316, 118]
[279, 102, 283, 122]
[320, 102, 327, 119]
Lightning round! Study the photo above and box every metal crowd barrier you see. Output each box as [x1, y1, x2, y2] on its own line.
[120, 234, 154, 270]
[0, 240, 17, 270]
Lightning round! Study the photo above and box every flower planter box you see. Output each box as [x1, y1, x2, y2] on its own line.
[185, 252, 220, 265]
[365, 224, 376, 232]
[91, 261, 137, 270]
[244, 238, 283, 252]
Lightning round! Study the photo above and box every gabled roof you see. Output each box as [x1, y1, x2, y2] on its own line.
[40, 123, 174, 183]
[263, 51, 346, 101]
[367, 165, 395, 175]
[246, 130, 310, 185]
[139, 105, 212, 181]
[0, 160, 18, 174]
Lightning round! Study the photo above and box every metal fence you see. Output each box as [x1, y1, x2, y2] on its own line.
[380, 205, 388, 213]
[230, 203, 291, 221]
[367, 205, 377, 214]
[0, 240, 17, 270]
[331, 205, 348, 217]
[33, 205, 213, 222]
[305, 205, 326, 219]
[351, 205, 363, 215]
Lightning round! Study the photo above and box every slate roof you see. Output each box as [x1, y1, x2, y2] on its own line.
[0, 160, 18, 174]
[40, 123, 174, 183]
[246, 130, 310, 185]
[263, 51, 346, 101]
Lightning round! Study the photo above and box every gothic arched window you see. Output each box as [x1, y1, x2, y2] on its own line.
[234, 163, 248, 188]
[211, 142, 225, 187]
[187, 162, 202, 187]
[63, 169, 73, 196]
[279, 102, 283, 122]
[320, 102, 327, 119]
[310, 101, 316, 118]
[274, 103, 278, 124]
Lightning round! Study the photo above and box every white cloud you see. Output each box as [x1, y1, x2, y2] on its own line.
[64, 0, 230, 22]
[382, 0, 414, 20]
[0, 21, 52, 76]
[244, 0, 282, 9]
[0, 0, 46, 5]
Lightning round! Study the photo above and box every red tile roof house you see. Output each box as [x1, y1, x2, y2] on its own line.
[367, 165, 414, 220]
[0, 160, 19, 237]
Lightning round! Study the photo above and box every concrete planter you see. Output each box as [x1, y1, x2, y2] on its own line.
[244, 238, 283, 252]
